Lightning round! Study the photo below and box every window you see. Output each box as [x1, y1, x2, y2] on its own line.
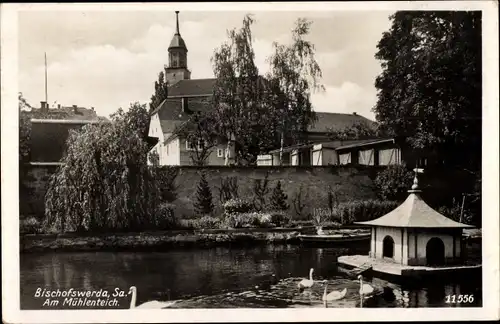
[186, 140, 202, 151]
[217, 148, 223, 157]
[166, 144, 169, 155]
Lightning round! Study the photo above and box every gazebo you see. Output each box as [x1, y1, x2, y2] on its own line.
[354, 170, 474, 267]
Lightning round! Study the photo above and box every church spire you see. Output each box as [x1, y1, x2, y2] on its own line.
[175, 11, 180, 35]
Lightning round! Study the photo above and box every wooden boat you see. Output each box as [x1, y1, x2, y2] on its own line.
[298, 232, 371, 244]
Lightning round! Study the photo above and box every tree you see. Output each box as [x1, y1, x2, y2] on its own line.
[374, 163, 414, 201]
[45, 102, 160, 232]
[193, 173, 215, 215]
[211, 14, 279, 165]
[173, 110, 220, 166]
[149, 70, 169, 113]
[270, 180, 289, 211]
[266, 18, 325, 164]
[328, 121, 381, 141]
[374, 11, 481, 172]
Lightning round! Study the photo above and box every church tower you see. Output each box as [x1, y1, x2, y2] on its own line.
[164, 11, 191, 85]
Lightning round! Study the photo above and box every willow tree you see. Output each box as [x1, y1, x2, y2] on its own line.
[266, 18, 325, 164]
[211, 14, 278, 165]
[44, 103, 160, 232]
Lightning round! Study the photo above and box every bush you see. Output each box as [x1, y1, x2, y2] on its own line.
[190, 215, 222, 229]
[374, 164, 414, 201]
[20, 217, 41, 234]
[153, 203, 178, 229]
[223, 198, 254, 214]
[218, 177, 239, 204]
[437, 199, 474, 225]
[327, 200, 400, 225]
[194, 173, 214, 216]
[252, 173, 270, 211]
[270, 181, 289, 211]
[268, 210, 289, 227]
[223, 212, 275, 228]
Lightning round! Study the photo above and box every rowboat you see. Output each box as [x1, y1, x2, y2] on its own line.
[298, 232, 371, 244]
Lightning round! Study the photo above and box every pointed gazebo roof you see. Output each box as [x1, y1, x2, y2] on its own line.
[355, 169, 474, 228]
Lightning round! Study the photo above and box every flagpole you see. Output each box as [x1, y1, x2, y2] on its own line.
[44, 52, 48, 104]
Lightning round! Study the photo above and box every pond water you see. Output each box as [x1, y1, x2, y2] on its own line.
[20, 244, 482, 309]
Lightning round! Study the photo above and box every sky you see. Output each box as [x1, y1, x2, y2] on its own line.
[18, 9, 394, 120]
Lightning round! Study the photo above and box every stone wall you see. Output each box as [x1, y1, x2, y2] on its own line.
[20, 164, 385, 220]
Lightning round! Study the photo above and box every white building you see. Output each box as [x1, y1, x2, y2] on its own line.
[355, 172, 473, 266]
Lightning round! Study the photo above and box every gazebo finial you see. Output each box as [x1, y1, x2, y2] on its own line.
[410, 166, 424, 192]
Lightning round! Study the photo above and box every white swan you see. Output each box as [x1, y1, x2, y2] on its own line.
[297, 268, 315, 291]
[322, 281, 347, 301]
[357, 275, 375, 297]
[129, 286, 176, 309]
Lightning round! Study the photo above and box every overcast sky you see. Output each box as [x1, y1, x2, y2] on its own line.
[18, 10, 394, 120]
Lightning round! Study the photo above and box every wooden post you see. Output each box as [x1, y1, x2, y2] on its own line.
[459, 194, 466, 223]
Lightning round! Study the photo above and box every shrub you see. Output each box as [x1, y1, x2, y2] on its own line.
[327, 200, 399, 225]
[270, 181, 289, 211]
[218, 177, 239, 204]
[437, 198, 474, 225]
[222, 212, 275, 228]
[194, 173, 214, 216]
[153, 203, 178, 229]
[268, 210, 289, 227]
[223, 198, 254, 214]
[20, 217, 41, 234]
[191, 215, 222, 229]
[292, 184, 310, 220]
[156, 166, 179, 203]
[374, 164, 414, 201]
[252, 173, 270, 211]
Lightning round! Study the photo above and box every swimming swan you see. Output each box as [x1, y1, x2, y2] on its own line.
[129, 286, 176, 309]
[297, 268, 315, 291]
[357, 275, 375, 297]
[322, 281, 347, 301]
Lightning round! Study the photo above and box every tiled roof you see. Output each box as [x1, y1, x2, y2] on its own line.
[153, 98, 211, 135]
[167, 78, 216, 97]
[355, 191, 474, 228]
[309, 112, 375, 133]
[25, 106, 107, 121]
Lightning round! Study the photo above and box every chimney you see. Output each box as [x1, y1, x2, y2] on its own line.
[353, 112, 357, 116]
[40, 101, 48, 113]
[181, 97, 188, 113]
[73, 104, 78, 113]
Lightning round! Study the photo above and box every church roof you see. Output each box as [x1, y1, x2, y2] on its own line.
[151, 98, 211, 138]
[355, 175, 474, 228]
[167, 78, 216, 97]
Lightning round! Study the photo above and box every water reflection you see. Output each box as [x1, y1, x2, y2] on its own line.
[20, 245, 481, 309]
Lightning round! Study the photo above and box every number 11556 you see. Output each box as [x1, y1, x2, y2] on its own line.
[445, 294, 474, 303]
